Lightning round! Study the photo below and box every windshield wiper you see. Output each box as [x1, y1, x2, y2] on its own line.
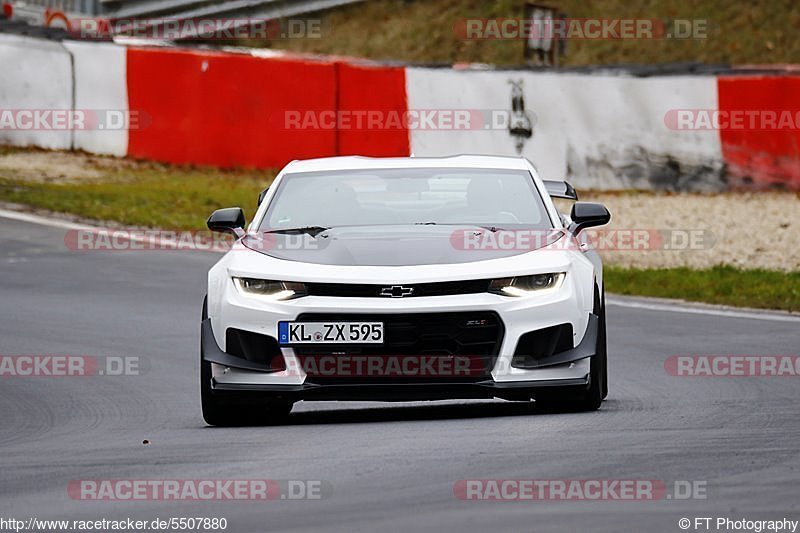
[263, 226, 331, 237]
[413, 222, 505, 232]
[474, 225, 504, 232]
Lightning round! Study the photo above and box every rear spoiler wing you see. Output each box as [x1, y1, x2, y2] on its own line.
[543, 180, 578, 200]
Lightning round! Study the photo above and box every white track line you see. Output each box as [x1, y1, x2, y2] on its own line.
[0, 208, 96, 231]
[1, 208, 798, 322]
[606, 297, 800, 323]
[0, 208, 226, 253]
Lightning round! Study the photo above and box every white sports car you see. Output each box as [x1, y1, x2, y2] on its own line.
[201, 155, 611, 425]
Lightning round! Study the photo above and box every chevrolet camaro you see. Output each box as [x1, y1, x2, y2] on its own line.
[201, 155, 611, 425]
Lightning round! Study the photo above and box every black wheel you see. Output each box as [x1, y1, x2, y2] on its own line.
[574, 288, 605, 411]
[600, 290, 608, 401]
[200, 295, 292, 426]
[569, 286, 606, 411]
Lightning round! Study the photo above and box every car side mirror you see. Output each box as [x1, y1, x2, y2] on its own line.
[569, 202, 610, 234]
[257, 187, 269, 206]
[207, 207, 245, 234]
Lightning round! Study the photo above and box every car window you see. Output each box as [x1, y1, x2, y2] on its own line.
[261, 167, 552, 230]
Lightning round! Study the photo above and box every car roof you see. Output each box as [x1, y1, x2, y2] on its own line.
[282, 154, 533, 173]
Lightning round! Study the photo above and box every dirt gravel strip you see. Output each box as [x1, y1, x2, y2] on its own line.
[557, 192, 800, 272]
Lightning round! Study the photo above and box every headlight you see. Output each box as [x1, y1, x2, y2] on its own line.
[233, 277, 307, 300]
[488, 273, 565, 297]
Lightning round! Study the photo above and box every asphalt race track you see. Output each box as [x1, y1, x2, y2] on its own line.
[1, 213, 799, 532]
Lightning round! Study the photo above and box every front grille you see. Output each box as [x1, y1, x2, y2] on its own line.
[305, 279, 491, 298]
[294, 312, 504, 383]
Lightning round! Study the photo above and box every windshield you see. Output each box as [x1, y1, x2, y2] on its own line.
[260, 167, 552, 230]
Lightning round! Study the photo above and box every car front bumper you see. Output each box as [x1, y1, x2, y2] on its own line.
[202, 271, 597, 401]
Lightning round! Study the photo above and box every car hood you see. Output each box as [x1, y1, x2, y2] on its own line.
[240, 225, 565, 267]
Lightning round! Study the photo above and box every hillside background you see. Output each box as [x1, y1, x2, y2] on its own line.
[239, 0, 800, 66]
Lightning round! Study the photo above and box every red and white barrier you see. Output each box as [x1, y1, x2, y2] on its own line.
[0, 32, 798, 190]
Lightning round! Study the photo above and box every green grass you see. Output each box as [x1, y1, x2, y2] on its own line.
[605, 265, 800, 312]
[0, 161, 275, 230]
[0, 145, 30, 156]
[236, 0, 800, 66]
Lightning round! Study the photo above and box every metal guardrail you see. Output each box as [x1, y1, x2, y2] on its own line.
[100, 0, 215, 18]
[104, 0, 367, 40]
[114, 0, 365, 23]
[3, 0, 365, 39]
[6, 0, 364, 18]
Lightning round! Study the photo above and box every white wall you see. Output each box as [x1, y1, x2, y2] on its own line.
[63, 40, 128, 156]
[407, 68, 724, 190]
[0, 34, 73, 149]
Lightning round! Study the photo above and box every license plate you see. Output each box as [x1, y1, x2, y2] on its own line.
[278, 321, 384, 345]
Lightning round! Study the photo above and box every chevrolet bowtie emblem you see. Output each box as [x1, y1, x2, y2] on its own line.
[380, 285, 415, 298]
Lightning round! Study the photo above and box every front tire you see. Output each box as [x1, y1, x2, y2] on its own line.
[600, 291, 608, 401]
[200, 296, 292, 426]
[575, 291, 606, 411]
[535, 287, 606, 412]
